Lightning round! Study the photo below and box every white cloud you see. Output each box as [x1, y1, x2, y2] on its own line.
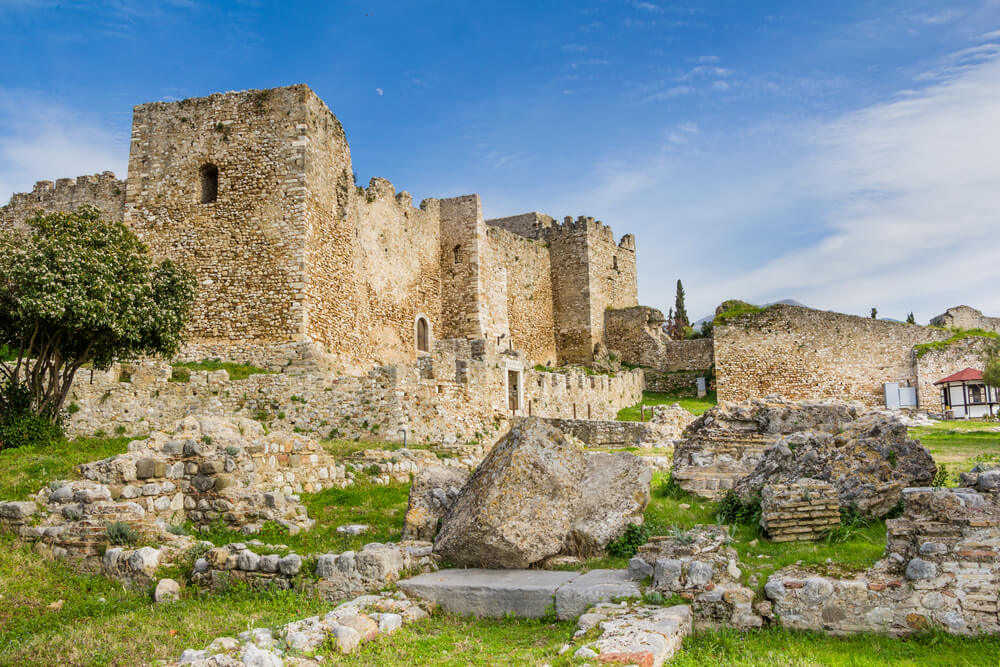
[376, 87, 384, 96]
[0, 90, 127, 205]
[704, 49, 1000, 320]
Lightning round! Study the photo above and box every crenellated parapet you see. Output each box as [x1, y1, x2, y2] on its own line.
[0, 171, 126, 232]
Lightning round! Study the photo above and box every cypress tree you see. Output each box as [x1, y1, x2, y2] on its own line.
[674, 280, 689, 327]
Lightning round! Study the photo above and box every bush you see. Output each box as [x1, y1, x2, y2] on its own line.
[0, 381, 64, 451]
[657, 473, 686, 500]
[716, 489, 761, 526]
[106, 521, 139, 546]
[606, 523, 651, 558]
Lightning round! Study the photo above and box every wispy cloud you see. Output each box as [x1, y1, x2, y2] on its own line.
[0, 89, 127, 205]
[706, 47, 1000, 319]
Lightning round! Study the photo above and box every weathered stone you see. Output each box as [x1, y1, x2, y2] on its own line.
[278, 553, 302, 576]
[154, 578, 181, 603]
[905, 558, 937, 580]
[554, 569, 642, 619]
[402, 465, 469, 542]
[434, 419, 649, 568]
[399, 569, 578, 618]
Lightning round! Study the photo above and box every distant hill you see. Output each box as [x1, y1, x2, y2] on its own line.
[692, 298, 808, 331]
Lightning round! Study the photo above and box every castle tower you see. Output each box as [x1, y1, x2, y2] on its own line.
[125, 85, 353, 346]
[547, 216, 637, 363]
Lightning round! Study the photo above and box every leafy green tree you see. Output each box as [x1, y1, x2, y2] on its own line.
[984, 340, 1000, 390]
[674, 279, 689, 327]
[870, 307, 878, 319]
[906, 312, 916, 324]
[0, 206, 197, 424]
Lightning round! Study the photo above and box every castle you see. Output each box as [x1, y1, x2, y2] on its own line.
[0, 84, 638, 375]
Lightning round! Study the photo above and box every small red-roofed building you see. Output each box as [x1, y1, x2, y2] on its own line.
[934, 368, 999, 419]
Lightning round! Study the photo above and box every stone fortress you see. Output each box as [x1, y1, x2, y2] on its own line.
[1, 84, 637, 374]
[1, 84, 684, 442]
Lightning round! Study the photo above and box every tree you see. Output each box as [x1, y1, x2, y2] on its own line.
[870, 308, 878, 319]
[0, 206, 197, 423]
[674, 280, 689, 328]
[984, 340, 1000, 391]
[906, 312, 916, 324]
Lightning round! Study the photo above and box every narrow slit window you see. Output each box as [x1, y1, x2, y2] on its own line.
[200, 163, 219, 204]
[417, 317, 430, 352]
[453, 245, 463, 264]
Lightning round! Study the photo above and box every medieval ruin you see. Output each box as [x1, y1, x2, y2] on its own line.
[4, 83, 1000, 665]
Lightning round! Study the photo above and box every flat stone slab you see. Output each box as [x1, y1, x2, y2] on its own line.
[555, 569, 642, 619]
[399, 568, 642, 620]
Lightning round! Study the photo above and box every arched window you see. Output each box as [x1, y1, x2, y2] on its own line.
[416, 317, 429, 352]
[200, 163, 219, 204]
[453, 245, 463, 264]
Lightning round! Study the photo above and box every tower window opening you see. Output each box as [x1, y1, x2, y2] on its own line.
[453, 245, 463, 264]
[200, 163, 219, 204]
[417, 317, 430, 352]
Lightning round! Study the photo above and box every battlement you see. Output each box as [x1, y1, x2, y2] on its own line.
[1, 171, 126, 232]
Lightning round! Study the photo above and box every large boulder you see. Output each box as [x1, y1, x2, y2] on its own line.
[433, 419, 651, 568]
[733, 413, 936, 517]
[401, 466, 469, 542]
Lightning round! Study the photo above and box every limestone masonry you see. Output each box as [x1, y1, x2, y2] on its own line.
[0, 85, 637, 373]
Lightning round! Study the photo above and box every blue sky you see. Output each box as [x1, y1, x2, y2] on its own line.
[2, 1, 1000, 323]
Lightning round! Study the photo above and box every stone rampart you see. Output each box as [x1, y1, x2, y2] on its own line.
[0, 171, 125, 234]
[714, 305, 950, 406]
[931, 305, 1000, 334]
[63, 342, 642, 445]
[765, 486, 1000, 636]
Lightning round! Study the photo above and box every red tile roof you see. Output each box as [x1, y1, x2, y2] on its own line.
[934, 368, 985, 385]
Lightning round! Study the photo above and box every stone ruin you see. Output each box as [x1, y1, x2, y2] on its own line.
[673, 397, 937, 519]
[765, 484, 1000, 636]
[733, 411, 936, 518]
[432, 418, 652, 568]
[627, 524, 762, 631]
[672, 396, 867, 499]
[759, 479, 841, 542]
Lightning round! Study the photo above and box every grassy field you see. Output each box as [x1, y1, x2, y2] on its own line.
[0, 435, 132, 501]
[911, 420, 1000, 484]
[617, 390, 717, 421]
[169, 359, 274, 381]
[4, 415, 1000, 664]
[196, 476, 411, 554]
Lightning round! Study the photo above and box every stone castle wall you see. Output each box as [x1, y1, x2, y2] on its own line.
[486, 226, 558, 365]
[63, 341, 643, 445]
[126, 86, 315, 345]
[0, 171, 126, 234]
[2, 84, 641, 374]
[931, 305, 1000, 334]
[604, 306, 714, 371]
[714, 305, 951, 407]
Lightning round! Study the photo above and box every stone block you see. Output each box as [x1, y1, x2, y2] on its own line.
[554, 569, 642, 619]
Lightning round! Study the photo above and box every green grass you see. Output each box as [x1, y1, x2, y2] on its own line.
[321, 612, 577, 666]
[0, 533, 334, 666]
[195, 475, 411, 555]
[0, 435, 132, 500]
[913, 328, 999, 358]
[321, 438, 431, 459]
[911, 421, 1000, 485]
[170, 358, 274, 381]
[617, 390, 717, 421]
[643, 472, 886, 590]
[674, 626, 1000, 666]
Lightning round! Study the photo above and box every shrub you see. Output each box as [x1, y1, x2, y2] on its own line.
[105, 521, 139, 546]
[656, 473, 686, 500]
[716, 489, 761, 526]
[0, 381, 64, 451]
[932, 466, 950, 487]
[606, 523, 651, 558]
